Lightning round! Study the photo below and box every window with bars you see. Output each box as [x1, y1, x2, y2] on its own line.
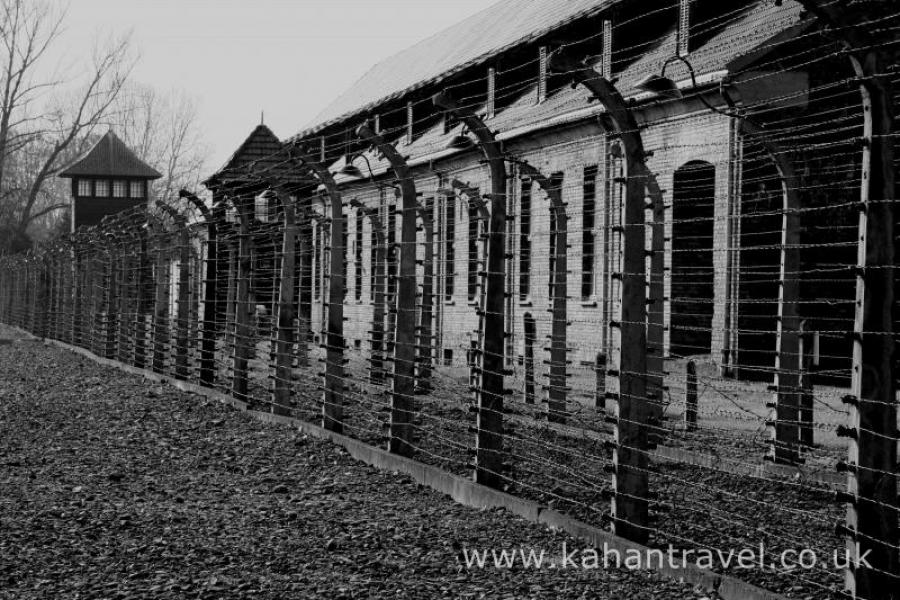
[323, 225, 330, 302]
[254, 194, 270, 222]
[387, 201, 397, 299]
[519, 179, 532, 302]
[342, 218, 348, 300]
[369, 214, 377, 302]
[467, 197, 480, 303]
[313, 222, 321, 301]
[444, 195, 455, 301]
[582, 166, 599, 301]
[355, 208, 363, 302]
[112, 180, 127, 198]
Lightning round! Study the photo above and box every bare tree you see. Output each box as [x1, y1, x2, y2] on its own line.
[108, 84, 208, 203]
[0, 0, 135, 253]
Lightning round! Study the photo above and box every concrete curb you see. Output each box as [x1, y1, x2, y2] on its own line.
[12, 326, 787, 600]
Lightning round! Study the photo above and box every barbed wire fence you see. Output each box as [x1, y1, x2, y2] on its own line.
[1, 1, 899, 598]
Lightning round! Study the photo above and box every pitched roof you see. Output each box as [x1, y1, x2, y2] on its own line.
[204, 124, 307, 188]
[58, 130, 162, 179]
[331, 0, 805, 179]
[298, 0, 612, 137]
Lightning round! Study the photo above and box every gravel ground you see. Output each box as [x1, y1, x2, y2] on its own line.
[0, 337, 715, 600]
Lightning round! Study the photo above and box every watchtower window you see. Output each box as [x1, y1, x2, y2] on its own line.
[112, 180, 127, 198]
[254, 194, 271, 222]
[95, 180, 109, 197]
[77, 179, 91, 197]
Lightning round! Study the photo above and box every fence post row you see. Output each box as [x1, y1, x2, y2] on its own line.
[1, 12, 897, 598]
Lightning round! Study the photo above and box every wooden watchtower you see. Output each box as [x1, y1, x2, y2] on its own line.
[58, 130, 162, 232]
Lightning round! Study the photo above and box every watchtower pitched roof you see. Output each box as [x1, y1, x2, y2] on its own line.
[58, 130, 162, 179]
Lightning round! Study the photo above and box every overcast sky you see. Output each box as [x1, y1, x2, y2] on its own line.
[57, 0, 496, 172]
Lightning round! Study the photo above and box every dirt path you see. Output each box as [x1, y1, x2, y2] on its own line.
[0, 339, 712, 599]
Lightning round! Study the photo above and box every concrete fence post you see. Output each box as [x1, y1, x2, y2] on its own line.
[517, 162, 568, 423]
[433, 91, 509, 489]
[357, 123, 419, 457]
[841, 49, 898, 597]
[271, 190, 298, 416]
[415, 199, 435, 393]
[151, 226, 170, 374]
[349, 200, 387, 383]
[549, 49, 650, 544]
[290, 144, 346, 434]
[735, 121, 803, 466]
[157, 202, 192, 381]
[134, 225, 152, 369]
[296, 200, 314, 369]
[103, 233, 119, 360]
[231, 199, 253, 402]
[180, 190, 219, 387]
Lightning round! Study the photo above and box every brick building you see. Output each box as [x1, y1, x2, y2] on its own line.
[216, 0, 859, 381]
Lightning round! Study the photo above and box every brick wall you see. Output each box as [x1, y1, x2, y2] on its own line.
[305, 108, 738, 392]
